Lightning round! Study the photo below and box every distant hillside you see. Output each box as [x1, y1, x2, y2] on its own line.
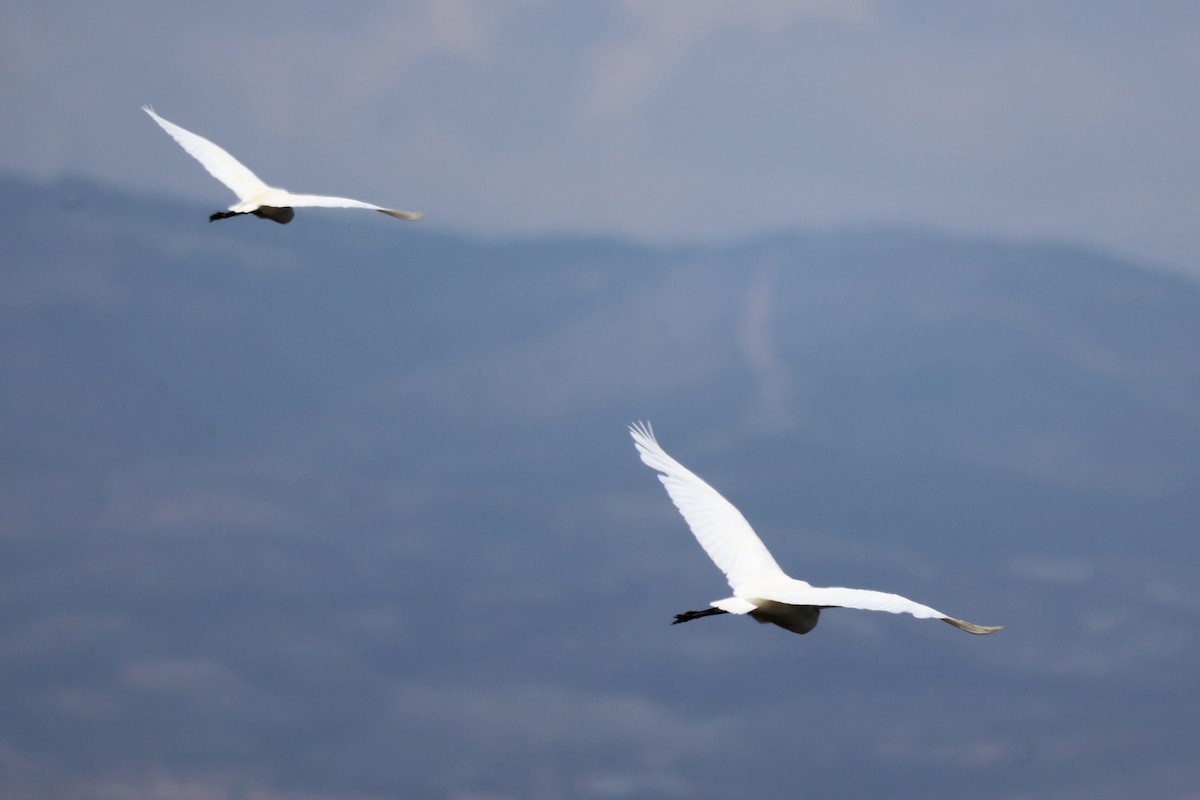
[2, 175, 1197, 800]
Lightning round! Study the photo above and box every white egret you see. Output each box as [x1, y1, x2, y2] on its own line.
[629, 422, 1001, 635]
[143, 106, 424, 224]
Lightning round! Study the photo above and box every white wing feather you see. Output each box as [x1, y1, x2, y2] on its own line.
[143, 106, 269, 201]
[776, 586, 1000, 632]
[765, 585, 945, 617]
[758, 585, 1001, 634]
[629, 422, 788, 593]
[279, 193, 424, 220]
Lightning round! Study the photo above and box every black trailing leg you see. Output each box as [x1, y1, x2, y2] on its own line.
[672, 607, 730, 625]
[209, 207, 293, 224]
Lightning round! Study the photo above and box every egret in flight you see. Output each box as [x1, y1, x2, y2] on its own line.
[629, 422, 1001, 636]
[143, 106, 424, 224]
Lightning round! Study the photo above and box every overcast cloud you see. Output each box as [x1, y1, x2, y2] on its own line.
[3, 1, 1199, 270]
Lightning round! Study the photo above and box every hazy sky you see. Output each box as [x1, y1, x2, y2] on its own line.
[5, 1, 1199, 271]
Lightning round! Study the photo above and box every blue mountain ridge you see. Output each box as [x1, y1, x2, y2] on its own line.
[1, 175, 1197, 799]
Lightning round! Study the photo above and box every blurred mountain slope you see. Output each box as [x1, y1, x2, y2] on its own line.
[1, 175, 1197, 800]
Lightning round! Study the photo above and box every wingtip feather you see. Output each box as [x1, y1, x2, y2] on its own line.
[942, 617, 1003, 635]
[629, 420, 654, 440]
[378, 208, 425, 221]
[628, 421, 662, 463]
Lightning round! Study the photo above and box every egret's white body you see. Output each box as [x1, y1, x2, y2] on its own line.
[143, 106, 423, 224]
[629, 423, 1001, 635]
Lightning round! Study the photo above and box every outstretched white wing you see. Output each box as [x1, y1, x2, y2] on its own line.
[630, 423, 1002, 636]
[143, 106, 269, 201]
[765, 584, 1002, 634]
[280, 193, 424, 220]
[630, 422, 788, 593]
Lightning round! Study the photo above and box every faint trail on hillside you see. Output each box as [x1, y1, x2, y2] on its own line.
[739, 254, 797, 432]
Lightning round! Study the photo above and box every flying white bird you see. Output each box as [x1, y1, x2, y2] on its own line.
[629, 422, 1001, 635]
[143, 106, 424, 225]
